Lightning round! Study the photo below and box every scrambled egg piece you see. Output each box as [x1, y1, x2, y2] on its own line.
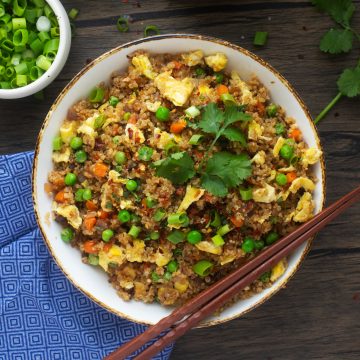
[204, 52, 227, 71]
[278, 165, 296, 173]
[177, 186, 205, 213]
[154, 247, 172, 267]
[126, 240, 145, 262]
[145, 100, 161, 112]
[60, 121, 78, 144]
[196, 241, 223, 255]
[248, 120, 263, 140]
[293, 192, 314, 222]
[77, 114, 98, 148]
[253, 183, 277, 203]
[125, 123, 145, 144]
[100, 181, 124, 212]
[181, 50, 204, 67]
[55, 205, 82, 229]
[220, 255, 236, 266]
[52, 148, 71, 163]
[267, 169, 277, 182]
[108, 170, 126, 184]
[153, 127, 181, 149]
[131, 54, 157, 79]
[154, 72, 194, 107]
[289, 177, 315, 194]
[273, 137, 286, 158]
[98, 245, 125, 272]
[270, 259, 287, 282]
[198, 84, 212, 96]
[174, 278, 189, 293]
[301, 147, 322, 168]
[230, 70, 255, 105]
[251, 150, 266, 165]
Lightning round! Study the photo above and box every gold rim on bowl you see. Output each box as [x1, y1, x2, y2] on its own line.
[32, 33, 326, 327]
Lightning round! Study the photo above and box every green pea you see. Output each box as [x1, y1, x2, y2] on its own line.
[254, 240, 265, 250]
[138, 146, 153, 161]
[82, 188, 92, 201]
[279, 144, 294, 161]
[145, 197, 157, 208]
[151, 271, 161, 282]
[64, 173, 77, 186]
[155, 106, 170, 121]
[186, 230, 202, 245]
[126, 179, 137, 191]
[214, 72, 223, 83]
[61, 227, 74, 243]
[88, 254, 99, 266]
[118, 210, 131, 223]
[167, 260, 178, 273]
[275, 173, 287, 186]
[53, 136, 62, 151]
[265, 231, 279, 245]
[242, 236, 255, 253]
[114, 151, 126, 164]
[113, 136, 121, 144]
[70, 136, 83, 150]
[75, 150, 87, 163]
[195, 67, 205, 76]
[274, 123, 285, 135]
[259, 271, 271, 282]
[102, 229, 114, 242]
[75, 189, 85, 202]
[266, 103, 278, 117]
[150, 231, 160, 240]
[109, 96, 119, 107]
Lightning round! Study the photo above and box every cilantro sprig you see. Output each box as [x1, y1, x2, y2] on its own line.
[312, 0, 360, 123]
[153, 103, 252, 196]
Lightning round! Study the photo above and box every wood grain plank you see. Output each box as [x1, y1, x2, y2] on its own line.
[0, 1, 359, 359]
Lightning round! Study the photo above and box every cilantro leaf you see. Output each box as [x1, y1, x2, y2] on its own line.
[154, 152, 195, 184]
[198, 102, 224, 135]
[223, 105, 252, 127]
[337, 66, 360, 97]
[201, 152, 252, 196]
[320, 28, 353, 54]
[201, 173, 228, 197]
[222, 127, 247, 146]
[312, 0, 355, 26]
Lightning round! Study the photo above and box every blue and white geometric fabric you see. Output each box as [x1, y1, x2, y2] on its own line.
[0, 152, 174, 359]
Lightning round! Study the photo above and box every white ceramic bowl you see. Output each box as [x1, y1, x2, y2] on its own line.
[32, 34, 325, 327]
[0, 0, 71, 99]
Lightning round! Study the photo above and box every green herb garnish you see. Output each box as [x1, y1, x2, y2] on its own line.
[311, 0, 360, 123]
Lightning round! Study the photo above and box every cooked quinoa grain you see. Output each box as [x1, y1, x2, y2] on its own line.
[47, 50, 322, 306]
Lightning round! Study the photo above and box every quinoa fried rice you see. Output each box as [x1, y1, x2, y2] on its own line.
[47, 50, 322, 307]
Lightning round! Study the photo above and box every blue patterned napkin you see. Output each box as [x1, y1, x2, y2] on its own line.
[0, 151, 173, 360]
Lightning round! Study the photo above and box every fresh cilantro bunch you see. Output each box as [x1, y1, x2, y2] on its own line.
[153, 103, 252, 196]
[312, 0, 360, 123]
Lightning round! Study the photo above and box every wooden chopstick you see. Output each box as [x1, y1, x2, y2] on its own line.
[105, 185, 360, 360]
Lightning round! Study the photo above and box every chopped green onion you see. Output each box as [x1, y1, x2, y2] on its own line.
[68, 8, 79, 20]
[128, 225, 141, 238]
[52, 136, 62, 151]
[1, 39, 15, 52]
[14, 62, 27, 75]
[150, 231, 160, 240]
[88, 254, 99, 266]
[220, 93, 236, 105]
[30, 38, 43, 54]
[117, 16, 129, 32]
[154, 208, 166, 222]
[189, 134, 203, 145]
[167, 230, 185, 244]
[0, 82, 11, 89]
[254, 31, 268, 46]
[13, 0, 27, 17]
[193, 260, 213, 277]
[185, 105, 200, 118]
[210, 211, 221, 227]
[144, 25, 160, 37]
[167, 213, 188, 225]
[239, 188, 253, 201]
[50, 27, 59, 37]
[217, 224, 231, 236]
[13, 28, 28, 46]
[94, 114, 106, 129]
[36, 16, 51, 32]
[151, 271, 161, 282]
[12, 17, 26, 30]
[145, 197, 157, 208]
[29, 66, 44, 80]
[89, 87, 105, 103]
[212, 234, 225, 246]
[36, 54, 51, 70]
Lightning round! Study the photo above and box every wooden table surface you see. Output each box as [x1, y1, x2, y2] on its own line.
[1, 1, 359, 359]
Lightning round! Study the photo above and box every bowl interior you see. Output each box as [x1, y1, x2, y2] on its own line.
[33, 35, 325, 326]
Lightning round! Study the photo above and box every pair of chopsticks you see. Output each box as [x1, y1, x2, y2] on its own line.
[105, 185, 360, 360]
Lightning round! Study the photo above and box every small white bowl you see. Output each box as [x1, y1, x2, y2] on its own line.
[0, 0, 71, 99]
[33, 34, 325, 327]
